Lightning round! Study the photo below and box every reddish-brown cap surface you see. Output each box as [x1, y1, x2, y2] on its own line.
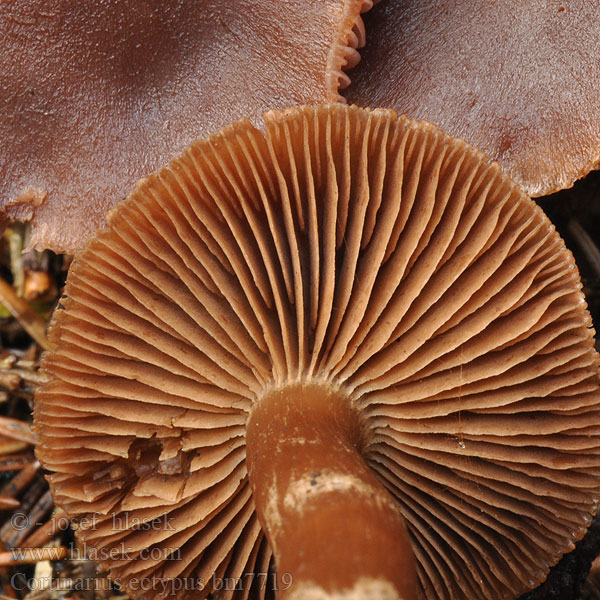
[345, 1, 600, 198]
[35, 105, 600, 599]
[1, 0, 371, 253]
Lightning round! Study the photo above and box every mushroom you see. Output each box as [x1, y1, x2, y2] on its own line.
[35, 104, 600, 600]
[345, 1, 600, 197]
[0, 0, 372, 253]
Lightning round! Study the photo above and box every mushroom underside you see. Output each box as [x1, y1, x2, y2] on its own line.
[35, 104, 600, 600]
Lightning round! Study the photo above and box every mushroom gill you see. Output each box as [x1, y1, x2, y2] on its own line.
[345, 1, 600, 198]
[35, 104, 600, 600]
[0, 0, 371, 253]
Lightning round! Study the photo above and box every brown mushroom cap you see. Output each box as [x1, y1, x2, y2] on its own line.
[345, 1, 600, 197]
[35, 104, 600, 600]
[0, 0, 371, 253]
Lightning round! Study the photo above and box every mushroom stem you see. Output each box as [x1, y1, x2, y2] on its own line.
[246, 383, 417, 600]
